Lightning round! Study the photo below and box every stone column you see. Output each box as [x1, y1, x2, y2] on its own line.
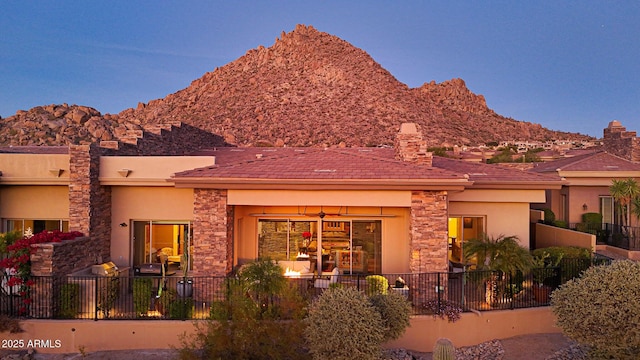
[409, 190, 448, 274]
[68, 145, 112, 264]
[192, 189, 233, 277]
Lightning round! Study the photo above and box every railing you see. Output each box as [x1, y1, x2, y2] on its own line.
[0, 257, 611, 320]
[569, 222, 640, 250]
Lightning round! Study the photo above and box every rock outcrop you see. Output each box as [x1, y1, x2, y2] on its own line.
[0, 24, 592, 147]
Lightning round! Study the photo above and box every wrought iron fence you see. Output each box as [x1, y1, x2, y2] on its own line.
[569, 222, 640, 250]
[0, 256, 611, 320]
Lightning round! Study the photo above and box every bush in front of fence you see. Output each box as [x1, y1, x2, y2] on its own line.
[305, 287, 386, 360]
[178, 259, 308, 360]
[552, 260, 640, 360]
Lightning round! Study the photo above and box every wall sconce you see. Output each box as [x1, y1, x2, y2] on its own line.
[582, 203, 588, 211]
[119, 222, 128, 227]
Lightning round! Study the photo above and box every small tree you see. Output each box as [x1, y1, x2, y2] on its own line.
[552, 260, 640, 359]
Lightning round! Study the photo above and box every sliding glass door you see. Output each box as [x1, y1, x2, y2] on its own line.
[132, 221, 192, 269]
[258, 219, 381, 274]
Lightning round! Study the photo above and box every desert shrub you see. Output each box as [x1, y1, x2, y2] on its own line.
[178, 260, 307, 360]
[542, 208, 556, 225]
[57, 283, 80, 319]
[551, 260, 640, 359]
[365, 275, 389, 295]
[305, 287, 385, 360]
[369, 290, 411, 341]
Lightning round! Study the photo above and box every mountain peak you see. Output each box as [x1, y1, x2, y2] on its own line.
[0, 25, 592, 147]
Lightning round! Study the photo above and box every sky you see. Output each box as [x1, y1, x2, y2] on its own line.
[1, 1, 639, 138]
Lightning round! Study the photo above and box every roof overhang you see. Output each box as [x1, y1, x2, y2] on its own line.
[170, 177, 471, 191]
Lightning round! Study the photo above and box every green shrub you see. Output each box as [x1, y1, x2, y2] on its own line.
[369, 290, 411, 341]
[169, 297, 194, 319]
[305, 287, 385, 360]
[551, 260, 640, 359]
[365, 275, 388, 295]
[57, 283, 80, 319]
[553, 220, 567, 228]
[179, 260, 307, 360]
[542, 208, 556, 225]
[97, 277, 120, 318]
[581, 212, 602, 225]
[133, 277, 153, 316]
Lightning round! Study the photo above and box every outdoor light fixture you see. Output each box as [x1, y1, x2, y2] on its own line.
[119, 222, 128, 227]
[582, 203, 588, 211]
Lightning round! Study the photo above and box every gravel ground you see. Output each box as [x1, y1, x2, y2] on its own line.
[1, 333, 585, 360]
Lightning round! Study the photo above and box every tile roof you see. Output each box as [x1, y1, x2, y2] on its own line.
[179, 147, 464, 180]
[530, 151, 640, 173]
[175, 147, 563, 189]
[432, 157, 562, 185]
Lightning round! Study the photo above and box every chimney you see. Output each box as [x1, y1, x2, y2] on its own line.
[395, 123, 432, 166]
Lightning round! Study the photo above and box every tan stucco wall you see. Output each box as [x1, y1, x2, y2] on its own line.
[565, 185, 610, 224]
[110, 186, 194, 267]
[2, 307, 560, 354]
[449, 201, 532, 247]
[0, 186, 69, 219]
[535, 223, 596, 250]
[99, 156, 215, 186]
[0, 154, 69, 184]
[233, 205, 411, 273]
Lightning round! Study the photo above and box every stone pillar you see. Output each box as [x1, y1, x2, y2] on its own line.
[68, 145, 112, 264]
[409, 190, 448, 274]
[192, 189, 233, 277]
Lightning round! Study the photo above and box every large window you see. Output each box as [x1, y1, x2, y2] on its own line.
[4, 219, 69, 235]
[132, 221, 192, 269]
[258, 219, 382, 274]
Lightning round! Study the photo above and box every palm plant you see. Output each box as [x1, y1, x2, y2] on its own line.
[610, 178, 640, 228]
[463, 234, 533, 276]
[464, 234, 533, 306]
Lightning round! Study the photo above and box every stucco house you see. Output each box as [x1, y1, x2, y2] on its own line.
[0, 123, 563, 278]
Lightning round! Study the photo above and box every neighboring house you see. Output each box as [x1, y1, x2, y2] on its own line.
[530, 121, 640, 234]
[530, 151, 640, 227]
[0, 123, 563, 279]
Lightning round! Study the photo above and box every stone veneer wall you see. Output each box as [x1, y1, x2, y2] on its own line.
[68, 144, 111, 264]
[409, 190, 448, 273]
[603, 121, 640, 163]
[29, 236, 97, 318]
[394, 123, 433, 166]
[192, 189, 233, 277]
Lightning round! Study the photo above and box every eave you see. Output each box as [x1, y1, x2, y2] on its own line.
[170, 177, 471, 191]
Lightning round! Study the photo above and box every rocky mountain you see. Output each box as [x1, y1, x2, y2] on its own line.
[0, 24, 591, 147]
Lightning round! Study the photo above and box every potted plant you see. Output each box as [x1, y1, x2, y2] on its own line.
[176, 253, 193, 298]
[531, 252, 562, 303]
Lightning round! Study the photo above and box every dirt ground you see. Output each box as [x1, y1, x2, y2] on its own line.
[1, 332, 575, 360]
